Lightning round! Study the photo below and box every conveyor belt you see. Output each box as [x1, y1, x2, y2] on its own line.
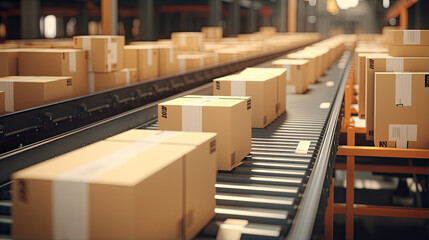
[0, 50, 351, 239]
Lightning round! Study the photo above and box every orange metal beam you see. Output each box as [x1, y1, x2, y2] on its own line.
[385, 0, 419, 21]
[287, 0, 297, 32]
[346, 127, 355, 240]
[324, 178, 334, 240]
[336, 163, 429, 175]
[337, 146, 429, 159]
[101, 0, 112, 35]
[334, 204, 429, 219]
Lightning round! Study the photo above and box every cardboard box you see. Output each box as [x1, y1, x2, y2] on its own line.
[201, 27, 223, 40]
[388, 30, 429, 57]
[239, 67, 287, 116]
[356, 52, 388, 118]
[73, 35, 125, 72]
[215, 49, 241, 63]
[0, 49, 19, 77]
[365, 56, 429, 140]
[272, 59, 309, 94]
[18, 49, 88, 97]
[124, 45, 159, 82]
[158, 95, 251, 171]
[90, 68, 137, 93]
[171, 32, 204, 52]
[304, 47, 330, 70]
[259, 26, 277, 35]
[0, 76, 73, 112]
[285, 52, 318, 84]
[0, 91, 4, 114]
[213, 74, 277, 128]
[374, 72, 429, 149]
[158, 45, 179, 76]
[177, 54, 206, 72]
[105, 129, 217, 240]
[12, 140, 192, 240]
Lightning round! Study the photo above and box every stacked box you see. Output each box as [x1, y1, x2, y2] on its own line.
[374, 72, 429, 149]
[91, 68, 137, 93]
[124, 45, 159, 81]
[0, 76, 73, 112]
[286, 52, 318, 84]
[388, 30, 429, 57]
[272, 59, 309, 94]
[158, 95, 252, 171]
[213, 74, 277, 128]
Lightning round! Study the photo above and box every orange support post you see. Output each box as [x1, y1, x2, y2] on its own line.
[324, 178, 334, 240]
[287, 0, 297, 32]
[346, 127, 355, 240]
[102, 0, 112, 35]
[334, 204, 429, 219]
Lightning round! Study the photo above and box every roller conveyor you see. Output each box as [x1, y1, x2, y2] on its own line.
[0, 47, 352, 239]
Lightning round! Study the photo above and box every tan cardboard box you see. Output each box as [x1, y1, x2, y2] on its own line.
[356, 52, 388, 118]
[365, 56, 429, 140]
[0, 49, 19, 77]
[304, 47, 330, 71]
[12, 140, 192, 240]
[259, 26, 277, 35]
[0, 76, 73, 112]
[0, 91, 4, 114]
[158, 95, 251, 171]
[177, 54, 206, 72]
[374, 72, 429, 149]
[213, 74, 277, 128]
[90, 68, 137, 93]
[388, 30, 429, 57]
[105, 129, 217, 240]
[73, 35, 125, 72]
[124, 45, 159, 82]
[285, 52, 318, 84]
[215, 49, 241, 63]
[201, 27, 223, 40]
[158, 45, 179, 76]
[18, 49, 88, 97]
[239, 67, 287, 117]
[272, 59, 309, 94]
[171, 32, 204, 52]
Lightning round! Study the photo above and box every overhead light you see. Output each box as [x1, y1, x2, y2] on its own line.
[309, 0, 316, 7]
[44, 15, 57, 39]
[383, 0, 390, 8]
[336, 0, 359, 10]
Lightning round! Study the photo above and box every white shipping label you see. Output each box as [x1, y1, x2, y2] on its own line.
[282, 64, 291, 81]
[0, 81, 14, 112]
[389, 124, 417, 148]
[295, 141, 311, 154]
[386, 58, 404, 72]
[403, 30, 420, 45]
[88, 72, 95, 93]
[82, 38, 93, 71]
[169, 48, 174, 63]
[395, 74, 412, 106]
[231, 81, 246, 96]
[69, 52, 77, 73]
[286, 85, 296, 94]
[125, 70, 130, 85]
[53, 140, 162, 240]
[182, 98, 217, 132]
[147, 49, 153, 66]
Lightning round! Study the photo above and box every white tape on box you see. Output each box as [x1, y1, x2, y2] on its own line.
[52, 136, 173, 240]
[0, 81, 14, 112]
[81, 38, 93, 71]
[395, 73, 412, 106]
[282, 64, 291, 81]
[125, 70, 130, 85]
[182, 98, 218, 132]
[69, 51, 77, 73]
[403, 30, 420, 45]
[147, 48, 153, 66]
[168, 48, 174, 63]
[88, 72, 95, 93]
[295, 140, 311, 154]
[386, 58, 404, 72]
[180, 34, 186, 46]
[388, 124, 417, 148]
[231, 81, 246, 96]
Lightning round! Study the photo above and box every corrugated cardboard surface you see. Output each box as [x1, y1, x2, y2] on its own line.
[272, 59, 309, 94]
[158, 96, 251, 171]
[213, 74, 277, 128]
[388, 45, 429, 57]
[390, 30, 429, 46]
[0, 49, 19, 77]
[365, 56, 429, 140]
[0, 76, 73, 112]
[12, 140, 192, 240]
[18, 49, 88, 97]
[106, 129, 217, 240]
[374, 72, 429, 149]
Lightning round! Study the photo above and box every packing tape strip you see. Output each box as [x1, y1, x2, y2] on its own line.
[231, 80, 246, 96]
[69, 51, 77, 73]
[282, 64, 291, 81]
[0, 81, 14, 112]
[147, 48, 153, 66]
[125, 69, 130, 86]
[168, 48, 174, 63]
[395, 73, 412, 107]
[88, 72, 95, 93]
[295, 140, 311, 154]
[216, 219, 249, 240]
[388, 124, 417, 148]
[81, 38, 93, 72]
[403, 30, 420, 45]
[385, 58, 404, 72]
[53, 133, 177, 240]
[180, 34, 187, 46]
[178, 59, 186, 72]
[182, 98, 219, 132]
